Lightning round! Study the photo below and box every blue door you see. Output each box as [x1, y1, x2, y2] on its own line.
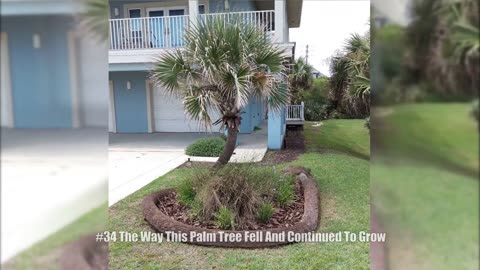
[168, 9, 185, 47]
[148, 10, 165, 48]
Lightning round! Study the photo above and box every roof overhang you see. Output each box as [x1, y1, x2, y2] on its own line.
[254, 0, 303, 28]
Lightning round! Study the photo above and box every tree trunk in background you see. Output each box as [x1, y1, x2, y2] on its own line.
[215, 126, 239, 167]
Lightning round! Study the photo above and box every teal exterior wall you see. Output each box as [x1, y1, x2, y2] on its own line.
[239, 96, 264, 134]
[1, 15, 73, 128]
[110, 71, 149, 133]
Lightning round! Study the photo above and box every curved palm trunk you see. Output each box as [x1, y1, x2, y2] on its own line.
[215, 126, 239, 167]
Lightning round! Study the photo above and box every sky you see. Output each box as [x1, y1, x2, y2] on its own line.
[290, 0, 370, 76]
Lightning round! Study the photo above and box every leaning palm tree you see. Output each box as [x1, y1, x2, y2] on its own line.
[151, 18, 288, 167]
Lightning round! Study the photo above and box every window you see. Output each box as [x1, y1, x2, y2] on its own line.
[128, 9, 141, 18]
[199, 4, 206, 14]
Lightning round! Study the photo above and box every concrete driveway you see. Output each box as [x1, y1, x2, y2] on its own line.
[108, 133, 213, 206]
[1, 128, 107, 262]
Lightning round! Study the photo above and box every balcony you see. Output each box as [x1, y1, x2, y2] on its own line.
[109, 10, 275, 51]
[286, 103, 305, 126]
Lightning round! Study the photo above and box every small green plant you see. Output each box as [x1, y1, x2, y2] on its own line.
[276, 180, 295, 207]
[185, 137, 225, 157]
[213, 207, 235, 230]
[257, 202, 275, 223]
[254, 126, 262, 131]
[177, 178, 196, 206]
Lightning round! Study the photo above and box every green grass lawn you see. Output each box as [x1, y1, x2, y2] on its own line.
[109, 119, 371, 269]
[375, 103, 478, 175]
[371, 102, 479, 269]
[304, 120, 370, 159]
[4, 204, 107, 270]
[371, 162, 478, 270]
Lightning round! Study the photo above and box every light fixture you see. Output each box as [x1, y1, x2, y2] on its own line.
[33, 33, 41, 49]
[126, 81, 132, 90]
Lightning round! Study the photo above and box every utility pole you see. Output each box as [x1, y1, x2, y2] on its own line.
[305, 44, 309, 64]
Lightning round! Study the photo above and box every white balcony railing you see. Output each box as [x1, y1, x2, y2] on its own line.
[109, 10, 274, 50]
[109, 15, 189, 50]
[286, 102, 305, 121]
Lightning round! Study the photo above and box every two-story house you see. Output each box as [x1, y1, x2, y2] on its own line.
[108, 0, 303, 149]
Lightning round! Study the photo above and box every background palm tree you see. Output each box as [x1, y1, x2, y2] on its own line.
[151, 18, 288, 167]
[289, 57, 313, 103]
[327, 31, 371, 118]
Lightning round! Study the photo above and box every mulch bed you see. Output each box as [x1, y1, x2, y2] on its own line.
[260, 149, 304, 165]
[143, 166, 319, 248]
[156, 180, 304, 230]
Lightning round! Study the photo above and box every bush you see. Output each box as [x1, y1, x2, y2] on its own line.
[178, 164, 295, 229]
[301, 77, 329, 121]
[185, 137, 225, 157]
[213, 207, 235, 230]
[257, 202, 275, 223]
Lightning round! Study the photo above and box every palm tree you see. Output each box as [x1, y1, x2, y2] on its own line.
[151, 18, 288, 167]
[328, 31, 370, 118]
[289, 57, 313, 103]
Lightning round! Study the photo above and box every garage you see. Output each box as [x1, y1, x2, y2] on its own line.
[152, 84, 221, 132]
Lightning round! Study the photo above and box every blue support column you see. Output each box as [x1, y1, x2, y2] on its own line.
[268, 83, 287, 149]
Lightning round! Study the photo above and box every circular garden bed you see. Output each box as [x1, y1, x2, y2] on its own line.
[143, 166, 319, 248]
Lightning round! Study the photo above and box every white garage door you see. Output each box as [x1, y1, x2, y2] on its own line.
[152, 85, 221, 132]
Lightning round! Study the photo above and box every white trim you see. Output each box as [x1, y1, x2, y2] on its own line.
[145, 80, 154, 133]
[67, 31, 81, 128]
[1, 32, 14, 128]
[109, 80, 117, 133]
[109, 48, 175, 64]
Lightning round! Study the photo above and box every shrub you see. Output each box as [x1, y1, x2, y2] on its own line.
[179, 164, 294, 229]
[257, 202, 275, 223]
[213, 207, 235, 230]
[185, 137, 225, 157]
[301, 77, 329, 121]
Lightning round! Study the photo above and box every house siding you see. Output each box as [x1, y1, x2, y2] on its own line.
[1, 16, 73, 128]
[109, 0, 256, 19]
[110, 71, 149, 133]
[208, 0, 256, 13]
